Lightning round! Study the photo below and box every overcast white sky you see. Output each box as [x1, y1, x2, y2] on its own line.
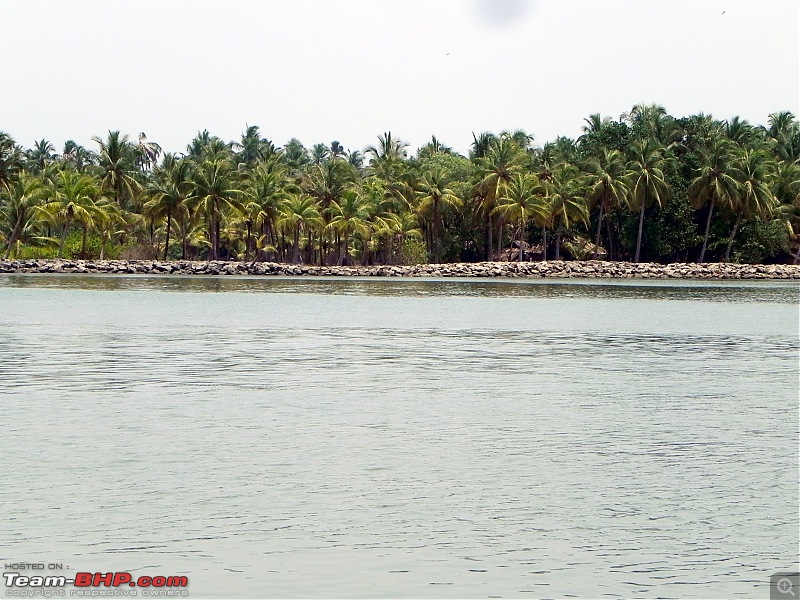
[2, 0, 798, 156]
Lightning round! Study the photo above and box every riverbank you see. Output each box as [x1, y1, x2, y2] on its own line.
[1, 258, 799, 279]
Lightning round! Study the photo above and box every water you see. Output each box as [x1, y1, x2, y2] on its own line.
[1, 275, 798, 598]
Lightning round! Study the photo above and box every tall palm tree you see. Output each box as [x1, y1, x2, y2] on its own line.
[414, 168, 462, 263]
[143, 155, 193, 260]
[365, 132, 409, 164]
[0, 131, 23, 192]
[492, 173, 549, 261]
[26, 139, 56, 174]
[626, 138, 670, 262]
[725, 147, 777, 261]
[245, 161, 292, 261]
[135, 133, 162, 171]
[327, 190, 371, 264]
[688, 138, 740, 262]
[278, 195, 323, 263]
[191, 157, 243, 260]
[40, 171, 103, 257]
[93, 131, 140, 210]
[546, 164, 589, 259]
[584, 148, 629, 259]
[2, 172, 46, 258]
[475, 137, 528, 259]
[61, 140, 96, 171]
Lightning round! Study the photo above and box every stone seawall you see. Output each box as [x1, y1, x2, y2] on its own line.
[1, 259, 799, 279]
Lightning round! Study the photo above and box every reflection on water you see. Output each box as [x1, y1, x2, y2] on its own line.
[0, 275, 797, 598]
[1, 272, 798, 303]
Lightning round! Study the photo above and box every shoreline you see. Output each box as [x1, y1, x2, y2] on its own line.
[1, 259, 799, 279]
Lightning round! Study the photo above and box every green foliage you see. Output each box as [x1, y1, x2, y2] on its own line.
[400, 238, 428, 265]
[732, 220, 791, 264]
[2, 109, 798, 266]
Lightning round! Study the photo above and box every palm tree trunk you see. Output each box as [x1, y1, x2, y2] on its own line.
[434, 199, 441, 263]
[487, 213, 493, 261]
[698, 200, 714, 263]
[164, 210, 172, 261]
[724, 212, 743, 262]
[4, 214, 24, 259]
[793, 243, 800, 265]
[555, 221, 563, 260]
[542, 226, 547, 261]
[605, 216, 614, 261]
[59, 215, 72, 259]
[634, 202, 646, 263]
[593, 203, 604, 260]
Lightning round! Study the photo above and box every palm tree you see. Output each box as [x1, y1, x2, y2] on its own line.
[328, 190, 371, 264]
[278, 195, 323, 263]
[93, 131, 140, 210]
[61, 140, 96, 171]
[584, 148, 629, 259]
[40, 171, 103, 257]
[626, 138, 670, 262]
[242, 161, 292, 261]
[492, 173, 549, 261]
[475, 137, 528, 259]
[26, 139, 56, 174]
[2, 172, 46, 258]
[415, 168, 462, 263]
[143, 156, 193, 260]
[311, 143, 330, 166]
[546, 164, 589, 259]
[688, 138, 740, 262]
[0, 131, 23, 192]
[366, 132, 409, 164]
[724, 116, 755, 147]
[725, 147, 777, 261]
[469, 132, 496, 160]
[190, 157, 243, 260]
[135, 133, 162, 171]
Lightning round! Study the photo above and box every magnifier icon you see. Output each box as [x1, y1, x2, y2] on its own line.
[778, 577, 796, 597]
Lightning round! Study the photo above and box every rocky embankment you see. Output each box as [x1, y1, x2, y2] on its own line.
[1, 259, 799, 279]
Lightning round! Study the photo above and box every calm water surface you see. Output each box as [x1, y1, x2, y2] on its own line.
[1, 275, 798, 598]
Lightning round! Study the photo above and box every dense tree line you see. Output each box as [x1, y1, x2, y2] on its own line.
[2, 104, 799, 265]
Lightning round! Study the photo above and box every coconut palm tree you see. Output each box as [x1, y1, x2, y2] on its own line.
[40, 171, 103, 258]
[626, 138, 671, 262]
[415, 168, 462, 263]
[492, 173, 549, 261]
[278, 195, 323, 263]
[0, 131, 23, 192]
[584, 148, 629, 259]
[190, 156, 244, 260]
[2, 172, 47, 258]
[688, 138, 740, 262]
[61, 140, 96, 171]
[725, 147, 778, 261]
[327, 189, 371, 264]
[135, 133, 162, 172]
[474, 137, 528, 259]
[143, 155, 193, 260]
[546, 165, 589, 259]
[366, 132, 409, 164]
[26, 139, 56, 174]
[93, 131, 140, 210]
[245, 161, 292, 261]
